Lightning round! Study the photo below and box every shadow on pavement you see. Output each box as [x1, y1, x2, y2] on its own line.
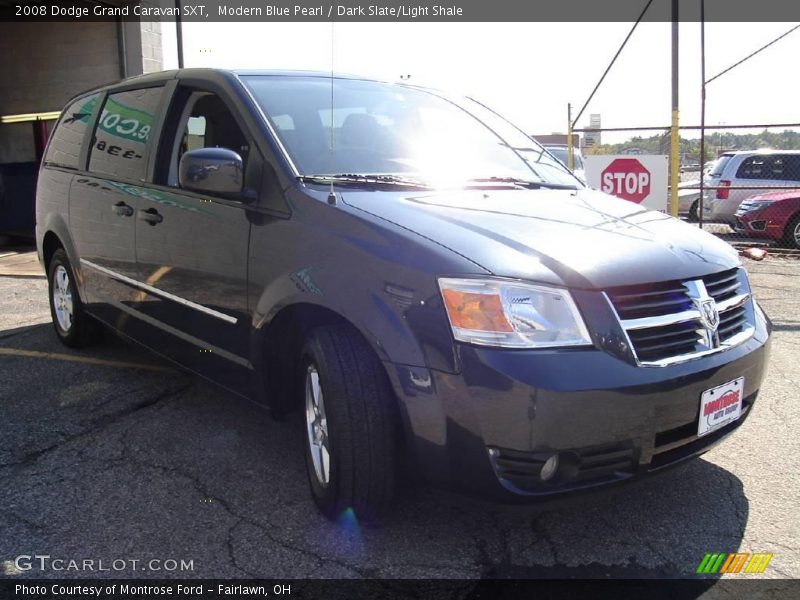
[0, 319, 749, 581]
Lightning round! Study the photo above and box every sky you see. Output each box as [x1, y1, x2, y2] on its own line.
[161, 21, 800, 144]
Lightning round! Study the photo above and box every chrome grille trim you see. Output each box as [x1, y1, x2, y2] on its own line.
[716, 293, 750, 312]
[621, 309, 705, 331]
[605, 268, 755, 367]
[620, 292, 749, 331]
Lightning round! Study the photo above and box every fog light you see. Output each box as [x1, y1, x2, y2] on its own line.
[540, 454, 559, 481]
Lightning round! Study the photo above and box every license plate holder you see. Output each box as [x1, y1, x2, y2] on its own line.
[698, 377, 744, 437]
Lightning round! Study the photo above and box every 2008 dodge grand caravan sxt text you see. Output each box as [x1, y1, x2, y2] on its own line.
[36, 69, 771, 520]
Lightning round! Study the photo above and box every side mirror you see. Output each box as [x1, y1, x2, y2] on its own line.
[179, 147, 244, 196]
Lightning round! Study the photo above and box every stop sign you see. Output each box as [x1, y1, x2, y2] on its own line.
[600, 158, 651, 203]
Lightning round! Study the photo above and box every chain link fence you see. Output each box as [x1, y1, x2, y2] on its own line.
[560, 124, 800, 253]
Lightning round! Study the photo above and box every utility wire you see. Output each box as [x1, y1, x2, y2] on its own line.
[571, 0, 654, 129]
[706, 23, 800, 84]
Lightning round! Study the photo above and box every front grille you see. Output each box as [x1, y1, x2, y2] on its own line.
[610, 281, 693, 320]
[489, 443, 636, 493]
[627, 320, 700, 363]
[736, 199, 759, 214]
[606, 268, 754, 366]
[703, 268, 741, 302]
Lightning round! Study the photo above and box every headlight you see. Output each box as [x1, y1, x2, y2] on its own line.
[438, 278, 592, 348]
[744, 200, 776, 212]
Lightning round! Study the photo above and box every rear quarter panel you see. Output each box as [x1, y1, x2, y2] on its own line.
[35, 167, 81, 281]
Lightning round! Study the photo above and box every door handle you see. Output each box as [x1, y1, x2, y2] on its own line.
[112, 202, 134, 217]
[138, 207, 163, 226]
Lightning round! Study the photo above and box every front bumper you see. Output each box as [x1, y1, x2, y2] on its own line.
[704, 198, 740, 223]
[735, 211, 783, 241]
[387, 305, 771, 500]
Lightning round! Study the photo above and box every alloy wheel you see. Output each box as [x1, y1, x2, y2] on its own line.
[305, 364, 330, 486]
[52, 265, 74, 332]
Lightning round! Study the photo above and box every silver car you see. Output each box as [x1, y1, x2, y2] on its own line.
[702, 150, 800, 224]
[543, 144, 586, 184]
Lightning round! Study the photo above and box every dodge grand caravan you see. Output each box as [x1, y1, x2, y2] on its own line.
[36, 70, 771, 520]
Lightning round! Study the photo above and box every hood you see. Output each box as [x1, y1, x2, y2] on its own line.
[341, 188, 741, 289]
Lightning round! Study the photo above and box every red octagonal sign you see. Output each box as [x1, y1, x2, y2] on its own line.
[601, 158, 651, 203]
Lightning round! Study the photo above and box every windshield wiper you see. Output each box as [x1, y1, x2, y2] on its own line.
[299, 174, 432, 189]
[468, 177, 578, 190]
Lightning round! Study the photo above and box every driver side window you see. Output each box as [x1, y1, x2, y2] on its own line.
[167, 91, 250, 187]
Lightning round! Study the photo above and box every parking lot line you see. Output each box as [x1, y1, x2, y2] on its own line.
[0, 347, 173, 372]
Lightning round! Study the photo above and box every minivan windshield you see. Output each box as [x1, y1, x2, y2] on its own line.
[242, 75, 580, 189]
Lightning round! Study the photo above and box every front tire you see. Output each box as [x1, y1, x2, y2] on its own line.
[299, 324, 397, 522]
[782, 213, 800, 249]
[47, 249, 100, 348]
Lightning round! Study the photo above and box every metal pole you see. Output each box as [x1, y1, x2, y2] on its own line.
[698, 0, 706, 228]
[567, 103, 574, 171]
[116, 18, 128, 78]
[669, 0, 680, 217]
[32, 120, 48, 164]
[175, 0, 184, 68]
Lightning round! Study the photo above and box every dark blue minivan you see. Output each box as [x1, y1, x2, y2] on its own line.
[36, 69, 771, 520]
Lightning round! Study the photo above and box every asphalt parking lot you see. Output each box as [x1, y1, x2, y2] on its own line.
[1, 248, 799, 581]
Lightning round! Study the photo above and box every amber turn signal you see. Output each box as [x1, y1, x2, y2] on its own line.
[441, 289, 513, 332]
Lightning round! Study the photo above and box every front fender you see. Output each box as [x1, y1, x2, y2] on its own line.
[246, 187, 482, 374]
[251, 275, 427, 368]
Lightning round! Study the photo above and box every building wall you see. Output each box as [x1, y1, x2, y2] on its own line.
[141, 21, 164, 74]
[0, 20, 164, 164]
[0, 21, 121, 116]
[0, 21, 120, 163]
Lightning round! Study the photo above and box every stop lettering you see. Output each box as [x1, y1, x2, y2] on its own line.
[600, 158, 651, 203]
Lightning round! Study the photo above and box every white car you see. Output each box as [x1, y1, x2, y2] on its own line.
[677, 183, 703, 220]
[702, 150, 800, 224]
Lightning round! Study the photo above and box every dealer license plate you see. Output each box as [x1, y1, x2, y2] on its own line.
[698, 377, 744, 437]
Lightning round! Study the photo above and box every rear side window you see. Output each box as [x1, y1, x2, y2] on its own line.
[44, 93, 100, 169]
[710, 154, 733, 177]
[88, 87, 163, 181]
[736, 155, 799, 181]
[786, 156, 800, 181]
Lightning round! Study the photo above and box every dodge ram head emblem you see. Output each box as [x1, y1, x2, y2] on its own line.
[684, 280, 721, 349]
[699, 299, 720, 331]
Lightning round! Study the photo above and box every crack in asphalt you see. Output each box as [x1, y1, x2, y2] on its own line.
[0, 382, 193, 472]
[226, 519, 262, 578]
[2, 510, 46, 532]
[1, 376, 366, 578]
[78, 412, 372, 578]
[471, 511, 511, 576]
[529, 511, 560, 565]
[69, 382, 166, 415]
